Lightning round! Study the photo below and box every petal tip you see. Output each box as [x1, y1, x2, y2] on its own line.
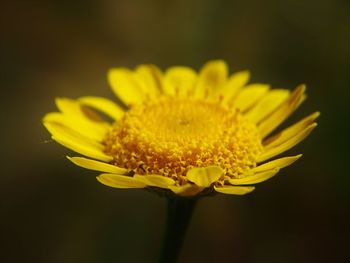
[314, 111, 321, 118]
[295, 154, 303, 159]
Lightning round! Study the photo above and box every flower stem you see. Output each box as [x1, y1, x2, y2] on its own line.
[159, 197, 197, 263]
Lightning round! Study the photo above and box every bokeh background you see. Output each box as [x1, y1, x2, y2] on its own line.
[1, 0, 350, 262]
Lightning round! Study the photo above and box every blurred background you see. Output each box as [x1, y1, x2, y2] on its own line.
[1, 0, 349, 262]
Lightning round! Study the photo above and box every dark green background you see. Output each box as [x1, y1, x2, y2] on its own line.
[1, 0, 349, 262]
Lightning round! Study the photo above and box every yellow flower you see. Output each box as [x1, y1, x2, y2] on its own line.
[43, 60, 319, 197]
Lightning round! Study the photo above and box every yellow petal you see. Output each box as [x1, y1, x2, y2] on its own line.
[194, 60, 228, 98]
[233, 84, 270, 112]
[263, 112, 320, 149]
[258, 123, 317, 162]
[43, 112, 108, 142]
[44, 120, 102, 148]
[258, 84, 306, 138]
[163, 66, 197, 97]
[214, 185, 255, 195]
[254, 154, 302, 172]
[217, 70, 250, 104]
[244, 89, 290, 123]
[55, 97, 109, 126]
[43, 122, 112, 162]
[78, 96, 125, 120]
[186, 166, 224, 187]
[134, 174, 175, 188]
[139, 65, 165, 96]
[67, 156, 127, 174]
[56, 97, 87, 117]
[55, 98, 110, 140]
[97, 173, 146, 189]
[135, 64, 162, 99]
[229, 168, 280, 185]
[108, 68, 144, 106]
[168, 184, 204, 196]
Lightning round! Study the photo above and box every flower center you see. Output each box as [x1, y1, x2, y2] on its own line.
[103, 97, 263, 185]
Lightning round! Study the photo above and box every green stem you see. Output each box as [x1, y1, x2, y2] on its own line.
[159, 197, 197, 263]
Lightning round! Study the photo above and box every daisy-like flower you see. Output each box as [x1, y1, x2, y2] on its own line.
[43, 60, 318, 197]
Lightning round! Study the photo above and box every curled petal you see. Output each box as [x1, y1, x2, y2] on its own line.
[244, 89, 290, 123]
[168, 184, 204, 196]
[214, 185, 255, 195]
[263, 112, 320, 149]
[258, 84, 306, 138]
[229, 168, 280, 185]
[134, 174, 175, 188]
[67, 156, 127, 174]
[97, 173, 146, 189]
[258, 124, 317, 162]
[187, 166, 224, 187]
[254, 155, 302, 172]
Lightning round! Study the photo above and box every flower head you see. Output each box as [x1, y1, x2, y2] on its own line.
[43, 60, 318, 197]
